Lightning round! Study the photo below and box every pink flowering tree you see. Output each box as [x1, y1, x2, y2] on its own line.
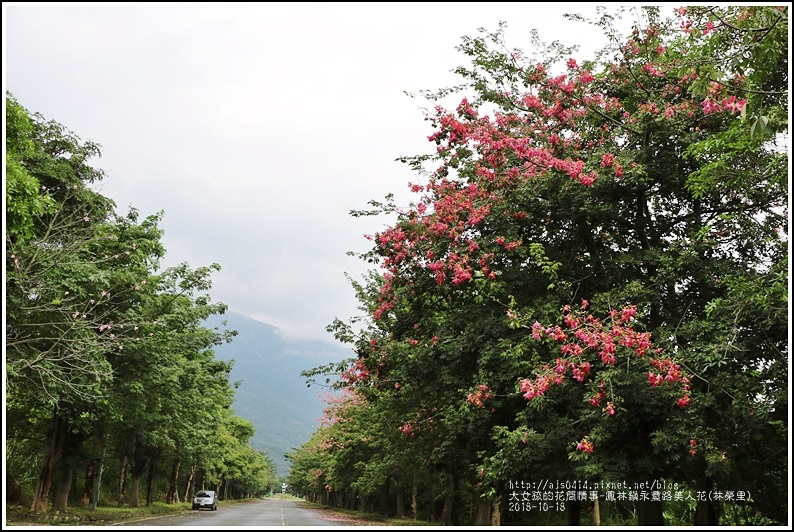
[311, 5, 788, 526]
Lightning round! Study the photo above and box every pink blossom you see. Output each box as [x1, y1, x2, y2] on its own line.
[689, 439, 698, 456]
[554, 358, 568, 373]
[722, 95, 747, 113]
[576, 438, 594, 453]
[677, 394, 691, 408]
[648, 372, 664, 386]
[451, 265, 472, 285]
[531, 322, 544, 340]
[579, 171, 597, 186]
[701, 98, 722, 115]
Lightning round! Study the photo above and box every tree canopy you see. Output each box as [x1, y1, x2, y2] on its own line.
[294, 6, 788, 526]
[5, 93, 278, 512]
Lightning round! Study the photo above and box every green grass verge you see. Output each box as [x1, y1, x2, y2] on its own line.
[5, 497, 434, 527]
[5, 501, 195, 526]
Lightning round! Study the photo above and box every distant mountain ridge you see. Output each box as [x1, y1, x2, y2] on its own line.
[204, 310, 351, 477]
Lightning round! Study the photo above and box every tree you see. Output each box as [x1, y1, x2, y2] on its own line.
[5, 94, 149, 404]
[5, 95, 274, 513]
[301, 5, 788, 526]
[5, 93, 170, 512]
[103, 262, 236, 507]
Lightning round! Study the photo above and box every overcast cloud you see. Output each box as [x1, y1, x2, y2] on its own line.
[4, 2, 629, 344]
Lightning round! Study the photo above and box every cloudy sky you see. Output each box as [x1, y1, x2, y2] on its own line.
[4, 2, 636, 344]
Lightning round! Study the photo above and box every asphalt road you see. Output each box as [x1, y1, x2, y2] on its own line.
[114, 498, 358, 527]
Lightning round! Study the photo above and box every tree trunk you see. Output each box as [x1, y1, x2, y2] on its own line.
[411, 474, 417, 521]
[52, 462, 73, 513]
[183, 463, 195, 503]
[146, 461, 155, 506]
[129, 473, 142, 508]
[567, 499, 581, 526]
[81, 463, 96, 508]
[475, 495, 490, 525]
[636, 499, 664, 526]
[695, 475, 719, 525]
[395, 487, 404, 518]
[452, 473, 462, 525]
[440, 494, 453, 525]
[92, 435, 108, 510]
[590, 498, 601, 526]
[129, 456, 147, 508]
[166, 461, 180, 504]
[7, 476, 23, 505]
[117, 455, 128, 507]
[490, 497, 501, 526]
[30, 412, 67, 513]
[380, 476, 390, 517]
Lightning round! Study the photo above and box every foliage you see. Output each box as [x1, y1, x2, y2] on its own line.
[293, 6, 788, 526]
[5, 94, 276, 512]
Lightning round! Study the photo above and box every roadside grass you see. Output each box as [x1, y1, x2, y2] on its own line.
[5, 501, 196, 526]
[6, 497, 432, 527]
[297, 500, 434, 526]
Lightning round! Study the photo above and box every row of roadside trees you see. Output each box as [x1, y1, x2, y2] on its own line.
[287, 6, 788, 526]
[5, 93, 278, 513]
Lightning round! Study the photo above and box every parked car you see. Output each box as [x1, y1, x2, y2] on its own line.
[192, 490, 218, 511]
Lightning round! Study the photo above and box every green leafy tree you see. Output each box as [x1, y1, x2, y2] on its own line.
[5, 96, 274, 514]
[218, 415, 277, 499]
[106, 262, 236, 507]
[5, 94, 170, 512]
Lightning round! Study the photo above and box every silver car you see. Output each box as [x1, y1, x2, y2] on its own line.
[192, 490, 218, 511]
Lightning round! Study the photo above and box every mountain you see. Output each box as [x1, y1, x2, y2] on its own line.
[204, 310, 351, 477]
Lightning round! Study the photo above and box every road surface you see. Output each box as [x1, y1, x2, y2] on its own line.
[114, 498, 370, 527]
